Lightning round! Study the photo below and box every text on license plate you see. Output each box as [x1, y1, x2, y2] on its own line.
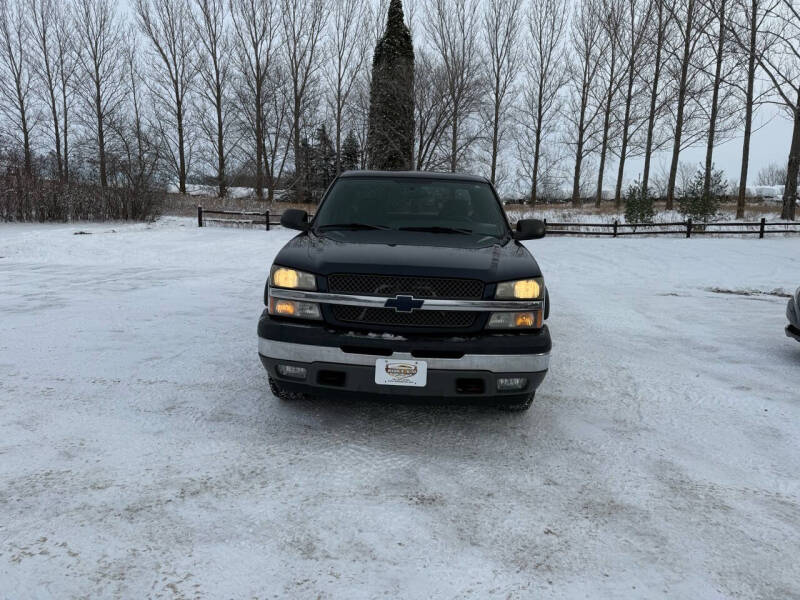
[374, 359, 428, 387]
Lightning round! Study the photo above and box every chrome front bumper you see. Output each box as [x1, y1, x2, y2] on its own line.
[258, 338, 550, 373]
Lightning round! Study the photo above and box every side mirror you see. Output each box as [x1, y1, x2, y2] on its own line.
[513, 218, 546, 240]
[280, 209, 309, 231]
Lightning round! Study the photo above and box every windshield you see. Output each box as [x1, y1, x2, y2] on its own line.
[313, 177, 510, 238]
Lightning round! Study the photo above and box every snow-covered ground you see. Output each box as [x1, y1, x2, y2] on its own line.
[1, 218, 799, 599]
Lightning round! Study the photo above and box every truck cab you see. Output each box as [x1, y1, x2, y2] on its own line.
[258, 171, 551, 410]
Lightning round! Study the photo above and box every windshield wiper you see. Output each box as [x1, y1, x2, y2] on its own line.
[399, 226, 473, 235]
[317, 222, 391, 231]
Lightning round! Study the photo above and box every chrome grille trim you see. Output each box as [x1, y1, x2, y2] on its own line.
[269, 288, 544, 312]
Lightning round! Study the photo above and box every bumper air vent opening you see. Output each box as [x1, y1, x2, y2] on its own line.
[317, 370, 347, 387]
[456, 378, 485, 395]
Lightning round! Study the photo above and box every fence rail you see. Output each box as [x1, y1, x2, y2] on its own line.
[542, 217, 800, 238]
[196, 206, 799, 238]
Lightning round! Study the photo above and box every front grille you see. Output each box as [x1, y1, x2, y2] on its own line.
[332, 305, 478, 328]
[328, 273, 483, 299]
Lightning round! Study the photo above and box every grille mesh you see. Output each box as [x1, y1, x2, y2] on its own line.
[332, 306, 477, 328]
[328, 273, 483, 299]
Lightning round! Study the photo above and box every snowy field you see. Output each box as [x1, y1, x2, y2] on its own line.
[1, 218, 799, 599]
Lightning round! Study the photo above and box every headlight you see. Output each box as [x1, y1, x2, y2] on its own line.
[486, 311, 543, 330]
[495, 277, 544, 300]
[270, 265, 316, 291]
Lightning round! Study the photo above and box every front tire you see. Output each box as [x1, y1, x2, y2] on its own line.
[498, 392, 535, 412]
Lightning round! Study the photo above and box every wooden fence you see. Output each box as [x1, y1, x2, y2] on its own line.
[543, 218, 800, 238]
[196, 206, 799, 238]
[197, 206, 278, 230]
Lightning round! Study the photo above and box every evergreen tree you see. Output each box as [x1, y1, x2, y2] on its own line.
[341, 130, 360, 172]
[624, 181, 655, 230]
[678, 164, 727, 223]
[367, 0, 415, 170]
[313, 125, 336, 190]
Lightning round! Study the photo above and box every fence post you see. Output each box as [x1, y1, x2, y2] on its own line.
[613, 219, 618, 238]
[759, 217, 765, 239]
[686, 218, 692, 238]
[197, 205, 203, 227]
[266, 210, 270, 231]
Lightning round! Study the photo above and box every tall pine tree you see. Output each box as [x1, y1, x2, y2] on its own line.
[341, 130, 361, 172]
[367, 0, 415, 170]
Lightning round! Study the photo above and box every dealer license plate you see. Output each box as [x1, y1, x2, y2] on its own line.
[374, 359, 428, 387]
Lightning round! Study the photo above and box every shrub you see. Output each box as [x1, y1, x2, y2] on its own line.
[678, 165, 726, 223]
[624, 180, 655, 229]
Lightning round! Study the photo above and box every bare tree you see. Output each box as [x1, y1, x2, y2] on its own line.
[728, 0, 778, 217]
[515, 0, 569, 206]
[641, 0, 670, 198]
[263, 65, 293, 200]
[757, 0, 799, 220]
[425, 0, 483, 173]
[565, 0, 606, 205]
[73, 0, 126, 189]
[325, 0, 368, 175]
[664, 0, 712, 209]
[594, 0, 624, 206]
[28, 0, 68, 180]
[0, 0, 37, 175]
[483, 0, 522, 184]
[699, 0, 741, 198]
[230, 0, 279, 200]
[414, 49, 452, 171]
[193, 0, 234, 197]
[112, 33, 163, 209]
[135, 0, 197, 195]
[281, 0, 326, 201]
[612, 0, 653, 206]
[54, 1, 77, 182]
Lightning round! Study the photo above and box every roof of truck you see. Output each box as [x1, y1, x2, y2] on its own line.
[338, 170, 489, 183]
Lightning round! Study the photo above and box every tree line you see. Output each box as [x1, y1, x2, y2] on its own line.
[0, 0, 798, 221]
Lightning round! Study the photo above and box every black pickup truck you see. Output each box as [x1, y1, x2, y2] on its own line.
[258, 171, 551, 410]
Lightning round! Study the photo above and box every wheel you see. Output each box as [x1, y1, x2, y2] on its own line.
[269, 377, 311, 401]
[497, 392, 535, 412]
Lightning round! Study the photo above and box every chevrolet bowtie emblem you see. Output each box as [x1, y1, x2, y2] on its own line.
[384, 295, 424, 313]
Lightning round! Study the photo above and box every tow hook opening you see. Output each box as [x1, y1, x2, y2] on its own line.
[456, 378, 485, 395]
[317, 370, 347, 387]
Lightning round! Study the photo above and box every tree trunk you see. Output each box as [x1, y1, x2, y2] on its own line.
[595, 47, 617, 208]
[641, 1, 664, 197]
[572, 123, 585, 207]
[615, 62, 635, 208]
[293, 93, 303, 200]
[95, 79, 107, 189]
[736, 0, 757, 219]
[703, 0, 726, 197]
[216, 79, 226, 198]
[450, 111, 458, 173]
[782, 100, 800, 221]
[531, 124, 542, 208]
[666, 0, 695, 210]
[62, 97, 69, 184]
[47, 85, 63, 181]
[254, 77, 264, 201]
[335, 86, 343, 175]
[490, 74, 501, 184]
[176, 94, 187, 195]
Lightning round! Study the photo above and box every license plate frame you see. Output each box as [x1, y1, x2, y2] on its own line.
[374, 358, 428, 387]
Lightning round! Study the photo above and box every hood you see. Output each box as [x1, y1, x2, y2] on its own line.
[272, 229, 543, 283]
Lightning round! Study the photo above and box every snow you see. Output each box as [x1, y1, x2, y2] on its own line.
[1, 217, 799, 598]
